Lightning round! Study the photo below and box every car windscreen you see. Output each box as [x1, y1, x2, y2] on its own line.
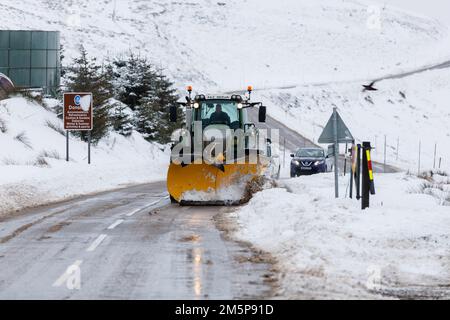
[296, 149, 324, 158]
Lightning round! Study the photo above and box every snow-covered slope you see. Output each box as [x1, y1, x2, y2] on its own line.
[1, 0, 449, 90]
[2, 0, 450, 173]
[0, 97, 168, 216]
[255, 66, 450, 172]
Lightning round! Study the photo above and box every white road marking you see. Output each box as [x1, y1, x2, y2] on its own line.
[107, 219, 124, 230]
[125, 207, 142, 217]
[52, 260, 83, 287]
[126, 198, 166, 217]
[86, 234, 108, 252]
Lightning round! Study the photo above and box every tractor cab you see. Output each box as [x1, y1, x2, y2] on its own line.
[170, 87, 266, 134]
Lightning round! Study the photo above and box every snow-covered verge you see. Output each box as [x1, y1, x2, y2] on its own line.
[0, 97, 168, 217]
[256, 65, 450, 173]
[230, 173, 450, 299]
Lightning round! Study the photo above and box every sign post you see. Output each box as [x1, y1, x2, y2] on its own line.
[349, 142, 355, 198]
[333, 108, 339, 197]
[318, 108, 354, 198]
[66, 131, 69, 162]
[356, 144, 361, 200]
[63, 93, 93, 164]
[362, 142, 370, 209]
[88, 132, 91, 164]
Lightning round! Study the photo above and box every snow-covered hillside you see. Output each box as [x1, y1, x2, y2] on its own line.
[0, 97, 168, 216]
[256, 66, 450, 172]
[1, 0, 449, 90]
[2, 0, 449, 172]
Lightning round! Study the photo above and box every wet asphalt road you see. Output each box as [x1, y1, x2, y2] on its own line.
[0, 182, 273, 299]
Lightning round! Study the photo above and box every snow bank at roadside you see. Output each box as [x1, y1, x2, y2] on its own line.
[230, 173, 450, 299]
[0, 97, 168, 217]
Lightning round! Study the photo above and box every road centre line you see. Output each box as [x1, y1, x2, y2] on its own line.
[126, 198, 167, 217]
[107, 219, 124, 230]
[86, 234, 107, 252]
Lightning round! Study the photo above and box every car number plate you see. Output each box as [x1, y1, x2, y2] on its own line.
[301, 167, 312, 170]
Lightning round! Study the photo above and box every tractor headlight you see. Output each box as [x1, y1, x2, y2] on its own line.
[237, 103, 243, 109]
[193, 102, 200, 109]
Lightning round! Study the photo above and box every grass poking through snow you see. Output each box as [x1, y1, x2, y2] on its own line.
[14, 131, 33, 149]
[414, 170, 450, 206]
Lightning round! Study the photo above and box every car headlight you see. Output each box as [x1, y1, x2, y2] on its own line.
[292, 160, 300, 166]
[314, 160, 325, 166]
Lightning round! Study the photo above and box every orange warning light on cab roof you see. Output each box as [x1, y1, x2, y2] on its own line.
[187, 85, 193, 92]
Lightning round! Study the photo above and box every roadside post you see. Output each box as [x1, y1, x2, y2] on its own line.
[349, 142, 356, 198]
[383, 135, 387, 173]
[344, 142, 348, 176]
[318, 107, 354, 198]
[333, 108, 339, 197]
[63, 93, 94, 164]
[356, 144, 361, 200]
[88, 132, 91, 164]
[361, 141, 375, 210]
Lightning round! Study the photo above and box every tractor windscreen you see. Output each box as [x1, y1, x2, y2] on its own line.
[199, 100, 240, 128]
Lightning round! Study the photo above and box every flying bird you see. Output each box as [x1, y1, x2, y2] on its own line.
[362, 81, 378, 92]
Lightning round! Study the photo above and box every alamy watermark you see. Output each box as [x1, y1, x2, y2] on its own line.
[367, 5, 382, 31]
[170, 122, 280, 165]
[366, 265, 382, 291]
[53, 260, 82, 290]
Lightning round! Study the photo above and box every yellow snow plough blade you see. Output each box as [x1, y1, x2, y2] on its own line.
[167, 158, 269, 205]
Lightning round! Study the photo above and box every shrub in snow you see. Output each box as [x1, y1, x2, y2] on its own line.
[45, 119, 65, 136]
[0, 117, 7, 133]
[33, 156, 50, 167]
[2, 158, 19, 165]
[14, 131, 33, 149]
[39, 150, 61, 160]
[413, 171, 450, 206]
[135, 72, 182, 143]
[110, 100, 133, 137]
[108, 53, 182, 143]
[5, 90, 48, 109]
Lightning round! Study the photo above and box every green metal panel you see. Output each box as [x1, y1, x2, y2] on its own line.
[47, 32, 58, 50]
[0, 31, 9, 49]
[0, 50, 8, 67]
[0, 30, 60, 91]
[47, 50, 57, 68]
[31, 50, 47, 68]
[31, 31, 48, 50]
[47, 68, 57, 87]
[31, 69, 47, 87]
[10, 31, 31, 49]
[10, 50, 31, 68]
[9, 68, 30, 87]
